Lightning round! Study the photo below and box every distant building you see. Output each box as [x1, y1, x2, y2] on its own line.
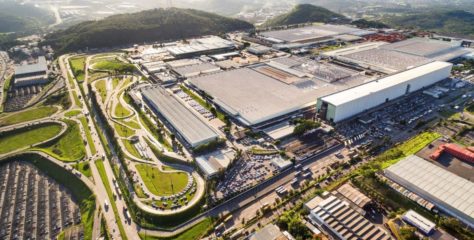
[249, 224, 294, 240]
[14, 56, 48, 87]
[195, 149, 236, 179]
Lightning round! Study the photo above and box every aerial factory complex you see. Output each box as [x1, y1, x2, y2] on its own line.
[1, 5, 474, 240]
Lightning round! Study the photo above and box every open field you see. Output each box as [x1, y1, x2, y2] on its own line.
[0, 106, 58, 127]
[114, 98, 132, 118]
[65, 110, 82, 117]
[92, 59, 135, 73]
[136, 164, 189, 196]
[140, 218, 213, 240]
[38, 120, 86, 162]
[95, 160, 128, 240]
[79, 117, 97, 154]
[0, 123, 63, 154]
[114, 123, 135, 138]
[69, 56, 86, 82]
[123, 139, 141, 159]
[94, 80, 107, 103]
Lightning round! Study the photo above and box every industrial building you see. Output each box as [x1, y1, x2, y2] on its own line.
[195, 149, 236, 179]
[430, 143, 474, 163]
[14, 56, 48, 87]
[259, 24, 374, 47]
[306, 194, 391, 240]
[402, 210, 436, 235]
[166, 36, 235, 58]
[385, 155, 474, 228]
[249, 224, 294, 240]
[187, 56, 371, 128]
[317, 61, 452, 122]
[171, 62, 221, 78]
[141, 85, 219, 148]
[323, 38, 469, 74]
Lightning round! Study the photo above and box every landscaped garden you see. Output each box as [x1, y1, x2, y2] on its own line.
[135, 164, 189, 196]
[0, 123, 63, 154]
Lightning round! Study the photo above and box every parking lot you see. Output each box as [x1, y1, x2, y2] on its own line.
[0, 161, 82, 240]
[214, 153, 279, 201]
[175, 89, 216, 120]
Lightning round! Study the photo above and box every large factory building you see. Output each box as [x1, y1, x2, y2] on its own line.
[317, 61, 453, 123]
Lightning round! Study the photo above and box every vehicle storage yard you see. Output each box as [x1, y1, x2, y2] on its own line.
[0, 161, 82, 240]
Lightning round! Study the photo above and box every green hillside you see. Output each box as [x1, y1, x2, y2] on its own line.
[263, 4, 349, 27]
[383, 10, 474, 38]
[44, 8, 254, 54]
[0, 3, 54, 33]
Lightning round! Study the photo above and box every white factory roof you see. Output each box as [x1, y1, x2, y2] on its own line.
[172, 62, 221, 77]
[166, 36, 234, 56]
[188, 57, 371, 126]
[385, 155, 474, 225]
[321, 61, 452, 106]
[402, 210, 436, 234]
[188, 67, 318, 126]
[260, 24, 372, 43]
[141, 86, 218, 147]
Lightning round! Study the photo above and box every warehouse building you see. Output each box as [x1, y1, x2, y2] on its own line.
[166, 36, 235, 58]
[259, 24, 374, 46]
[402, 210, 436, 235]
[14, 56, 48, 87]
[141, 85, 219, 148]
[323, 38, 469, 74]
[187, 56, 371, 128]
[317, 61, 452, 122]
[385, 155, 474, 228]
[306, 194, 391, 240]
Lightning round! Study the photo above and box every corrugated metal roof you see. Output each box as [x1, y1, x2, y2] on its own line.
[14, 56, 47, 76]
[141, 86, 218, 147]
[385, 155, 474, 226]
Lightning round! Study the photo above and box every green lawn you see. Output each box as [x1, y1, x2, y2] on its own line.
[140, 218, 212, 240]
[92, 59, 135, 73]
[114, 123, 135, 138]
[135, 164, 189, 196]
[0, 106, 58, 127]
[66, 70, 75, 89]
[73, 161, 92, 178]
[95, 160, 128, 240]
[69, 56, 86, 82]
[120, 119, 140, 129]
[95, 80, 107, 103]
[123, 139, 141, 159]
[38, 120, 86, 162]
[72, 91, 83, 107]
[79, 117, 97, 154]
[65, 110, 82, 117]
[114, 99, 132, 118]
[0, 123, 63, 154]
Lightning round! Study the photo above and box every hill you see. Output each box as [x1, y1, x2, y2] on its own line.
[0, 3, 54, 33]
[383, 10, 474, 38]
[263, 4, 349, 27]
[44, 8, 253, 54]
